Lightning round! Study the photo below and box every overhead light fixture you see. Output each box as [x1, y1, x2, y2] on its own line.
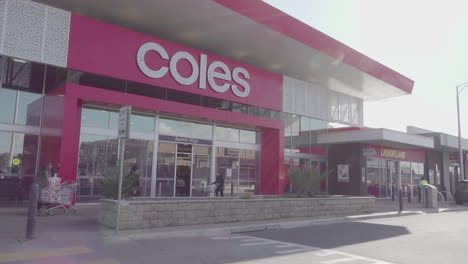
[13, 58, 27, 63]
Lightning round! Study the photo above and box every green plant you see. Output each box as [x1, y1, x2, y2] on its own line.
[288, 164, 325, 197]
[99, 167, 139, 200]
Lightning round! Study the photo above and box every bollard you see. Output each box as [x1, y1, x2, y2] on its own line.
[391, 186, 395, 201]
[408, 192, 411, 203]
[26, 183, 39, 239]
[398, 188, 403, 212]
[425, 186, 429, 208]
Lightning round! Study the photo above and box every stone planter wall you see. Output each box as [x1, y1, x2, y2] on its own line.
[98, 196, 375, 230]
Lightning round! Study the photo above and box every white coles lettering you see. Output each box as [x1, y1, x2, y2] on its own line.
[170, 51, 199, 85]
[232, 67, 250, 98]
[136, 42, 169, 78]
[137, 42, 251, 98]
[208, 61, 231, 93]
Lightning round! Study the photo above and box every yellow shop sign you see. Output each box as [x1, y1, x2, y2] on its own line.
[381, 149, 406, 159]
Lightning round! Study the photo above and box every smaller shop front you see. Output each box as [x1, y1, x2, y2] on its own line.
[322, 128, 433, 197]
[363, 145, 425, 198]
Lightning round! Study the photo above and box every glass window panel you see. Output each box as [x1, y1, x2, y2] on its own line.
[123, 139, 153, 197]
[310, 118, 328, 131]
[1, 59, 45, 94]
[156, 143, 176, 197]
[290, 115, 300, 133]
[78, 135, 117, 177]
[0, 132, 13, 174]
[77, 72, 125, 93]
[109, 111, 119, 129]
[159, 118, 213, 140]
[0, 88, 16, 124]
[126, 81, 165, 100]
[215, 126, 239, 142]
[191, 145, 211, 197]
[167, 89, 201, 106]
[239, 149, 259, 195]
[190, 122, 213, 140]
[16, 91, 42, 126]
[300, 117, 310, 132]
[239, 130, 256, 144]
[11, 134, 38, 175]
[216, 147, 239, 197]
[81, 108, 110, 128]
[401, 161, 411, 197]
[45, 65, 67, 94]
[131, 114, 155, 132]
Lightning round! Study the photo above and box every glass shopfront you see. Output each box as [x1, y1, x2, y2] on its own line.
[366, 157, 424, 198]
[77, 107, 261, 200]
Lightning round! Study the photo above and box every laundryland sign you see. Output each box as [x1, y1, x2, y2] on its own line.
[362, 145, 425, 163]
[68, 15, 283, 111]
[380, 149, 406, 159]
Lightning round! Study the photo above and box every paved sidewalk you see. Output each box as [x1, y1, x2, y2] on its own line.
[1, 199, 466, 249]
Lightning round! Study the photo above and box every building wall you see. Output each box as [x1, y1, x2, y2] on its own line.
[0, 0, 70, 67]
[328, 143, 365, 196]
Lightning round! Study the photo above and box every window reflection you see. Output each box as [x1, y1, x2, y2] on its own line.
[239, 130, 256, 144]
[215, 126, 239, 142]
[131, 114, 155, 132]
[159, 118, 212, 140]
[17, 91, 42, 126]
[81, 108, 110, 128]
[0, 88, 16, 124]
[0, 132, 13, 174]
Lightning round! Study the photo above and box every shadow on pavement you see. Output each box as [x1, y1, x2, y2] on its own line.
[249, 221, 410, 249]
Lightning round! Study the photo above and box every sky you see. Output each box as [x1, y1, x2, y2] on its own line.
[264, 0, 468, 137]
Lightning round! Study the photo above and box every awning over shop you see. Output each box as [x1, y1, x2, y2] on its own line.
[407, 126, 468, 151]
[317, 128, 434, 149]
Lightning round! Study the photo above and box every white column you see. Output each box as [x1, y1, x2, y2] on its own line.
[210, 124, 216, 197]
[150, 115, 160, 197]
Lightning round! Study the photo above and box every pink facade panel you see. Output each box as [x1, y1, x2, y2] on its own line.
[68, 15, 283, 111]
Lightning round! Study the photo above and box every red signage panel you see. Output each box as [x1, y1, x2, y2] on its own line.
[67, 15, 283, 111]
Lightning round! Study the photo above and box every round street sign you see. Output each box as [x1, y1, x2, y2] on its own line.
[12, 158, 21, 166]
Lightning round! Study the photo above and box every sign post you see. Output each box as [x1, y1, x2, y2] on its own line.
[116, 106, 131, 234]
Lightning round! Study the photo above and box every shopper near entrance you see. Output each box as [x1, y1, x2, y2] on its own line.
[418, 177, 429, 202]
[212, 171, 225, 197]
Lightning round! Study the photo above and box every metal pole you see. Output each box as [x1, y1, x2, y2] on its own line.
[457, 85, 465, 180]
[116, 138, 125, 234]
[26, 183, 39, 239]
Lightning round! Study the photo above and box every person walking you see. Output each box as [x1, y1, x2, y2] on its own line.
[211, 172, 225, 197]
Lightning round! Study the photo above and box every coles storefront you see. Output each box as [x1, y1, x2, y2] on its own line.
[363, 145, 425, 198]
[62, 15, 284, 200]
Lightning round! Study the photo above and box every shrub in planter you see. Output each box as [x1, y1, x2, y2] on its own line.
[288, 163, 326, 197]
[99, 168, 139, 200]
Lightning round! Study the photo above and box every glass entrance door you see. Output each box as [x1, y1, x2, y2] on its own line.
[216, 147, 239, 197]
[175, 144, 192, 197]
[156, 143, 176, 197]
[191, 145, 211, 197]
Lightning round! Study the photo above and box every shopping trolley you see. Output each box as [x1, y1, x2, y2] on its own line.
[39, 181, 78, 215]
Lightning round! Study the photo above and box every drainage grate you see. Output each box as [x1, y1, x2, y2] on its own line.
[0, 239, 25, 249]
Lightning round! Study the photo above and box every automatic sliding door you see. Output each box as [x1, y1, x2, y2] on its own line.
[216, 147, 239, 197]
[156, 143, 176, 197]
[175, 144, 191, 197]
[192, 145, 211, 197]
